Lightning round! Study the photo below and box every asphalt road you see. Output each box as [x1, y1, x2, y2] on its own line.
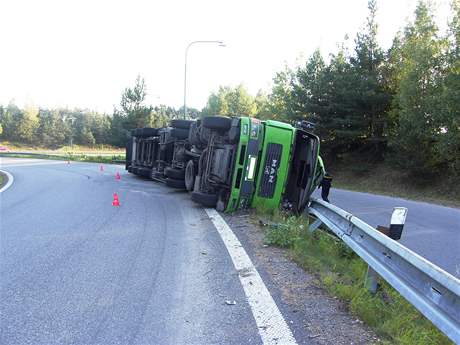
[1, 158, 458, 345]
[0, 158, 268, 345]
[313, 188, 460, 278]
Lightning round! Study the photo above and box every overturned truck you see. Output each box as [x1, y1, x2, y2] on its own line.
[126, 115, 324, 214]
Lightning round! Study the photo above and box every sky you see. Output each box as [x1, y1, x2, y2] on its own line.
[0, 0, 452, 113]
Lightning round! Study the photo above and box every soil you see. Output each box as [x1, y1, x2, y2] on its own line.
[222, 210, 381, 345]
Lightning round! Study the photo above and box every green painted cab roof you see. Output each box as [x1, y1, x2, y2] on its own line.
[237, 117, 294, 131]
[264, 119, 294, 130]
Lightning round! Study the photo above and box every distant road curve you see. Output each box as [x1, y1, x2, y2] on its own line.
[0, 169, 14, 193]
[314, 188, 460, 278]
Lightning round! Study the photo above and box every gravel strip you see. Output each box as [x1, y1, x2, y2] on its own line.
[222, 210, 381, 345]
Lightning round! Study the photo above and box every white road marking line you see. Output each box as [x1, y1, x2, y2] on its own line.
[205, 208, 298, 345]
[0, 169, 14, 193]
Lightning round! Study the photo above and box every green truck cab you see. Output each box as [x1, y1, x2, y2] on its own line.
[191, 116, 324, 214]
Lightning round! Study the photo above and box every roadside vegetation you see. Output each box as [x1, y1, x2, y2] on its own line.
[260, 211, 453, 345]
[0, 152, 125, 164]
[0, 172, 5, 188]
[0, 142, 125, 164]
[330, 161, 460, 208]
[0, 141, 124, 154]
[0, 76, 199, 149]
[202, 0, 460, 202]
[1, 0, 458, 205]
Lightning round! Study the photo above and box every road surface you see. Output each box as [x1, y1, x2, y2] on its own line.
[1, 157, 458, 345]
[314, 188, 460, 278]
[1, 158, 294, 345]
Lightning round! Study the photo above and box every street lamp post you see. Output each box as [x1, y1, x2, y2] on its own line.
[183, 40, 225, 119]
[63, 115, 75, 148]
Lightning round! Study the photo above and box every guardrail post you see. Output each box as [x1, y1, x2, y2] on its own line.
[364, 207, 408, 294]
[365, 266, 379, 294]
[308, 198, 460, 343]
[308, 218, 322, 233]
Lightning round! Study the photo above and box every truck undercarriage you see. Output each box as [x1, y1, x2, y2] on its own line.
[126, 115, 325, 214]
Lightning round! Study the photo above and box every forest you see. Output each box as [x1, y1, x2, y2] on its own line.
[1, 0, 459, 183]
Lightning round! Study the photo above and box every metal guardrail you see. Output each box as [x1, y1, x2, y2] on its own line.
[0, 151, 50, 156]
[0, 152, 125, 164]
[0, 151, 123, 157]
[0, 152, 67, 160]
[307, 198, 460, 344]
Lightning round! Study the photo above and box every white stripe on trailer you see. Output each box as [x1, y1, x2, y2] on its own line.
[205, 208, 298, 345]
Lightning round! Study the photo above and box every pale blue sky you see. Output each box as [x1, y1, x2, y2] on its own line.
[0, 0, 452, 113]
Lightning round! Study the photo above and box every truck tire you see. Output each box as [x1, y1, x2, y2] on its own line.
[150, 168, 160, 180]
[170, 128, 189, 140]
[141, 127, 158, 137]
[133, 128, 143, 137]
[191, 191, 218, 207]
[185, 160, 196, 191]
[153, 170, 164, 179]
[188, 121, 200, 146]
[165, 167, 185, 180]
[202, 116, 232, 131]
[166, 178, 186, 189]
[199, 127, 211, 144]
[171, 119, 194, 129]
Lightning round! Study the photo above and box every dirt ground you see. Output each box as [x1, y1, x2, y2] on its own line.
[222, 211, 382, 345]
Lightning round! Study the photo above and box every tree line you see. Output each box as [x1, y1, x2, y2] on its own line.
[0, 76, 198, 148]
[1, 0, 458, 180]
[202, 0, 460, 180]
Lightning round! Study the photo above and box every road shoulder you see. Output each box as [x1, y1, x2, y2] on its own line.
[0, 171, 5, 188]
[0, 169, 14, 193]
[222, 210, 380, 345]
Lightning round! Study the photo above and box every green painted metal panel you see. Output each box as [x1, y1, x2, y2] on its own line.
[226, 117, 251, 212]
[251, 122, 295, 210]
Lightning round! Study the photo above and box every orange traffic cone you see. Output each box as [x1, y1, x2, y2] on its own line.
[112, 193, 120, 206]
[100, 165, 104, 172]
[115, 172, 121, 181]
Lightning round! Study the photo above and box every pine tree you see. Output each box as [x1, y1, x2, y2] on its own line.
[254, 90, 272, 119]
[435, 0, 460, 174]
[201, 85, 257, 116]
[267, 65, 296, 121]
[11, 104, 39, 144]
[389, 1, 445, 177]
[111, 75, 153, 146]
[36, 109, 67, 148]
[350, 0, 391, 159]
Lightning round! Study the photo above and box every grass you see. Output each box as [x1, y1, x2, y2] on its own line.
[0, 172, 4, 188]
[260, 210, 453, 345]
[330, 163, 460, 208]
[0, 141, 125, 164]
[0, 141, 124, 155]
